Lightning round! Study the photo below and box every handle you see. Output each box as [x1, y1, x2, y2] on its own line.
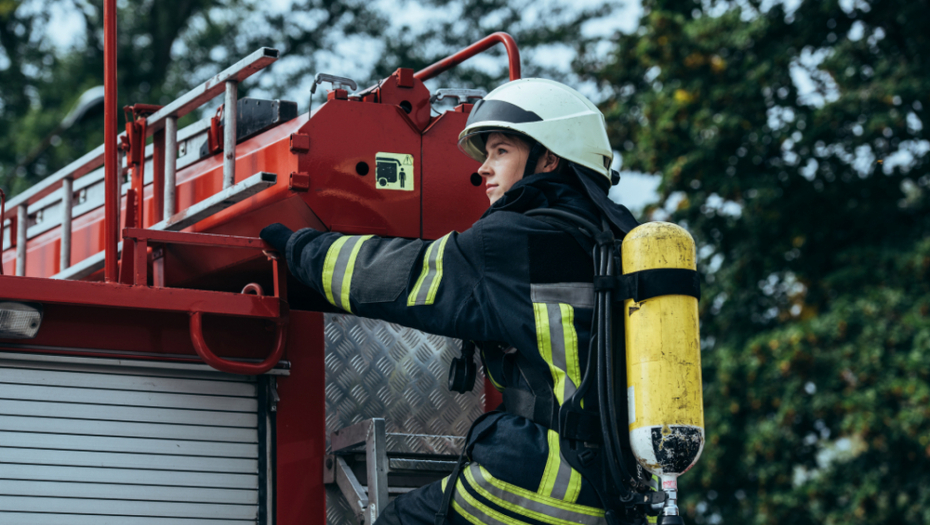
[414, 32, 521, 82]
[190, 311, 288, 375]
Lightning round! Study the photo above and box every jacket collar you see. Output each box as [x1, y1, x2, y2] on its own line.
[481, 172, 600, 222]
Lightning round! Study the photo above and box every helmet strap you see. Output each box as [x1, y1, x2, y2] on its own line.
[523, 141, 547, 179]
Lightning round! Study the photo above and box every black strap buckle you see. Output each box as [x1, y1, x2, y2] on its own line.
[448, 340, 477, 394]
[598, 268, 701, 302]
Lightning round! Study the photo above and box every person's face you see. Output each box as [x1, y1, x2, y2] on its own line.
[478, 133, 530, 205]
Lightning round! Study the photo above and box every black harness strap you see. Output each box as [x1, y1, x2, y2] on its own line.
[595, 268, 701, 303]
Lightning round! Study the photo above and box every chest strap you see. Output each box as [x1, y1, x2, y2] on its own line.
[502, 388, 602, 443]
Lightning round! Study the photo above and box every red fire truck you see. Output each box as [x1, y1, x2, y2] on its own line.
[0, 5, 517, 522]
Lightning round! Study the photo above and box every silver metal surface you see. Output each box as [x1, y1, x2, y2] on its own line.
[150, 171, 277, 232]
[430, 89, 487, 105]
[324, 313, 487, 525]
[223, 80, 238, 189]
[16, 204, 26, 276]
[165, 115, 178, 218]
[334, 456, 369, 524]
[60, 177, 72, 270]
[314, 73, 359, 92]
[388, 458, 459, 472]
[366, 419, 389, 523]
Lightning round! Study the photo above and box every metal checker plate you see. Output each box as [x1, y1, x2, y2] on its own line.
[324, 313, 485, 525]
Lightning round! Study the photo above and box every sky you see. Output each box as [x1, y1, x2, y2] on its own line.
[39, 0, 661, 213]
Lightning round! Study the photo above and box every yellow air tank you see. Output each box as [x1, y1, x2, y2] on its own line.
[621, 222, 703, 523]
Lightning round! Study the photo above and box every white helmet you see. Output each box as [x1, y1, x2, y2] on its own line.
[458, 78, 613, 184]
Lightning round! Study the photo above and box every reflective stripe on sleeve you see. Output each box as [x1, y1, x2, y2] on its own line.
[463, 464, 607, 525]
[321, 235, 373, 313]
[407, 234, 451, 306]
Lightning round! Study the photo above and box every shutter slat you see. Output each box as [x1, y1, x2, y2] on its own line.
[0, 415, 257, 442]
[0, 513, 256, 525]
[2, 464, 257, 489]
[0, 496, 259, 520]
[0, 480, 259, 504]
[0, 367, 256, 396]
[2, 383, 258, 412]
[1, 447, 258, 473]
[1, 399, 257, 427]
[0, 431, 257, 458]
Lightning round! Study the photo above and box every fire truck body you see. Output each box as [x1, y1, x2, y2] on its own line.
[0, 34, 517, 524]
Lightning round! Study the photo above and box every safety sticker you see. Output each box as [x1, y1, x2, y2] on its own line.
[628, 385, 636, 424]
[375, 152, 414, 191]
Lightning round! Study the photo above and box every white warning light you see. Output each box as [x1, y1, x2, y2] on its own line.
[0, 302, 43, 339]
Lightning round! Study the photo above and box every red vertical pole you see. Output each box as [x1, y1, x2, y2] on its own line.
[103, 0, 118, 282]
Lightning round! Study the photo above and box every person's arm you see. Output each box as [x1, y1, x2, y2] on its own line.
[271, 220, 513, 342]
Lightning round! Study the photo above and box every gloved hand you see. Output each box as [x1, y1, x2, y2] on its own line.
[260, 223, 294, 254]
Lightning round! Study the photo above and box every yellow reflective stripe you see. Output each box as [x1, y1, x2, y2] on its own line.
[322, 236, 351, 307]
[442, 475, 450, 492]
[465, 466, 605, 525]
[560, 303, 581, 391]
[565, 468, 582, 504]
[340, 234, 373, 313]
[534, 302, 569, 405]
[538, 430, 582, 503]
[407, 241, 436, 306]
[424, 234, 450, 304]
[539, 429, 560, 495]
[452, 500, 488, 525]
[456, 483, 526, 525]
[486, 370, 504, 392]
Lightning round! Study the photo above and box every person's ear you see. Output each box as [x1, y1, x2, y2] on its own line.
[541, 150, 560, 173]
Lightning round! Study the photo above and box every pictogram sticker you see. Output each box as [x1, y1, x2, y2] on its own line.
[375, 152, 414, 191]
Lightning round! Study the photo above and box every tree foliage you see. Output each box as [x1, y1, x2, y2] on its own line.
[589, 0, 930, 523]
[0, 0, 615, 195]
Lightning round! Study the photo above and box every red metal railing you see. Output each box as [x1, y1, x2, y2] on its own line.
[104, 0, 119, 282]
[122, 227, 289, 374]
[414, 32, 521, 82]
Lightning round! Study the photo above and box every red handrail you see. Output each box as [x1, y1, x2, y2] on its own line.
[190, 311, 288, 375]
[414, 32, 521, 82]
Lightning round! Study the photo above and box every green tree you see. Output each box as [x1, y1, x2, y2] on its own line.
[0, 0, 617, 195]
[589, 0, 930, 523]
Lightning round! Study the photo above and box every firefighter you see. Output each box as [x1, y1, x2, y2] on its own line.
[261, 78, 644, 525]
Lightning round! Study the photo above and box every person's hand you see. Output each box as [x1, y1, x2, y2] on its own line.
[260, 223, 294, 254]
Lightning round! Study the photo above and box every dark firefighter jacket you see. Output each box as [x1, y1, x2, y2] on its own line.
[285, 172, 613, 525]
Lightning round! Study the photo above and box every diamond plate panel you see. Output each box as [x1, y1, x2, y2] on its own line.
[325, 313, 485, 525]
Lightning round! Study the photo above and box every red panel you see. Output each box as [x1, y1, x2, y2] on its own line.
[0, 301, 276, 360]
[421, 110, 488, 239]
[275, 310, 326, 525]
[296, 99, 422, 238]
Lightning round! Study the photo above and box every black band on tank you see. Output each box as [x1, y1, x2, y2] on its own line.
[466, 99, 543, 126]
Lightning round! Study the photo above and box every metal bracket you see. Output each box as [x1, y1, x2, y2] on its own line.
[325, 419, 466, 525]
[268, 379, 280, 412]
[429, 88, 487, 106]
[312, 73, 359, 94]
[329, 418, 388, 525]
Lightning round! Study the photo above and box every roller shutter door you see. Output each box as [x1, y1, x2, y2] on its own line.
[0, 354, 269, 525]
